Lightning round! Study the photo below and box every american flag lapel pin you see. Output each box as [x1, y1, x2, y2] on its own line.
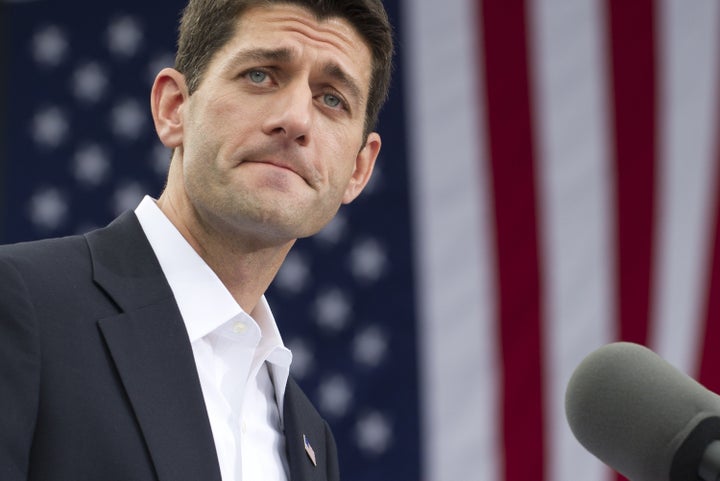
[303, 434, 317, 467]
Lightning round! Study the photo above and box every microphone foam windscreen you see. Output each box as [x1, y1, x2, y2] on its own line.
[565, 342, 720, 481]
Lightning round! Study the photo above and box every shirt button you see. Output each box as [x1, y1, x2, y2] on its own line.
[242, 422, 248, 434]
[232, 322, 247, 334]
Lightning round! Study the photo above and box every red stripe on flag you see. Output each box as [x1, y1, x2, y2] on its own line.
[606, 0, 657, 346]
[699, 167, 720, 393]
[478, 1, 545, 480]
[698, 66, 720, 393]
[606, 2, 657, 480]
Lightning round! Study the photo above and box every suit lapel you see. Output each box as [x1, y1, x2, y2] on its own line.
[284, 378, 339, 481]
[86, 212, 222, 481]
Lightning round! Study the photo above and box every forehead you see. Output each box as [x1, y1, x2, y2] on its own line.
[216, 5, 372, 88]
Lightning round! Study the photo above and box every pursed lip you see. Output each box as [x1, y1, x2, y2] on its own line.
[252, 159, 298, 174]
[241, 150, 317, 187]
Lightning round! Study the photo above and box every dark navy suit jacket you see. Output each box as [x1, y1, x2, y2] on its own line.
[0, 211, 339, 481]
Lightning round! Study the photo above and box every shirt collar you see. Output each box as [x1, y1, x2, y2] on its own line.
[135, 196, 240, 341]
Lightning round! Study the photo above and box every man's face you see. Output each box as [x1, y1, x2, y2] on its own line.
[170, 3, 380, 244]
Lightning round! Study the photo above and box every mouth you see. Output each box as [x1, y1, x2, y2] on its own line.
[238, 143, 318, 188]
[252, 159, 297, 173]
[242, 158, 314, 187]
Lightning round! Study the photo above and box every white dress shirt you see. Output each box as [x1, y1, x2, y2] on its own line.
[135, 196, 292, 481]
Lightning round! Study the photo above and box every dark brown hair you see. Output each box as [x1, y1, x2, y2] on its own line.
[175, 0, 394, 136]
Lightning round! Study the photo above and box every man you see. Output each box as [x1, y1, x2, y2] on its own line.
[0, 0, 394, 480]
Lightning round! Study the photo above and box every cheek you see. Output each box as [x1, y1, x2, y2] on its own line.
[324, 156, 358, 203]
[197, 92, 251, 137]
[189, 107, 250, 167]
[333, 141, 362, 182]
[319, 129, 362, 177]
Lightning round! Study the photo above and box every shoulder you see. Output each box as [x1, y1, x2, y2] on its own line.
[0, 235, 89, 281]
[0, 234, 87, 259]
[0, 212, 140, 304]
[0, 211, 143, 276]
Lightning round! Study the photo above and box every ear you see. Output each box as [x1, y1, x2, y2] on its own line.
[150, 67, 188, 149]
[342, 132, 382, 204]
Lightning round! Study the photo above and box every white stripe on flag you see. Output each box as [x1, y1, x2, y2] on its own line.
[528, 1, 614, 481]
[404, 0, 500, 480]
[651, 0, 720, 375]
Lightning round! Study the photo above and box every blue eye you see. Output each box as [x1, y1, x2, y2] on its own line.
[323, 93, 342, 108]
[248, 70, 267, 83]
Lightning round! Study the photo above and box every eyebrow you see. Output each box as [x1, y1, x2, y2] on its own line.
[225, 47, 365, 106]
[226, 47, 294, 67]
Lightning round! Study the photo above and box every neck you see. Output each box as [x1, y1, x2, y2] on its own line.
[156, 191, 295, 314]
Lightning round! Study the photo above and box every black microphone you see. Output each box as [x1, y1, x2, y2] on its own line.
[565, 342, 720, 481]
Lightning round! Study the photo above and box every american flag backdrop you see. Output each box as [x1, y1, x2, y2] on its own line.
[2, 1, 720, 481]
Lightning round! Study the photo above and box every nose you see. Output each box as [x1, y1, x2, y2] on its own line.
[262, 82, 312, 146]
